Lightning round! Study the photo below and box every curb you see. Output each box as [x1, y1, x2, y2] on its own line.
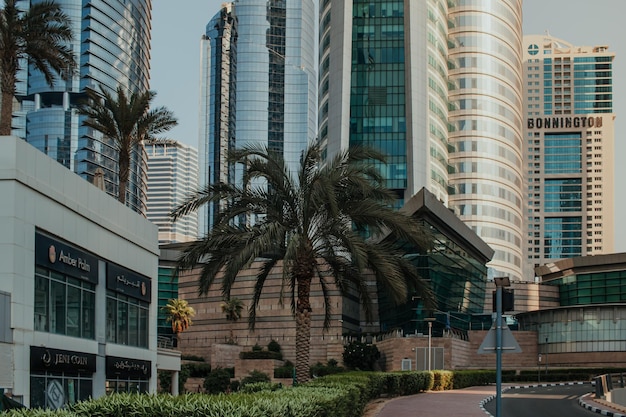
[479, 381, 591, 417]
[579, 394, 626, 417]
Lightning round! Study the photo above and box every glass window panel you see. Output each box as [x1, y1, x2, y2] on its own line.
[83, 291, 95, 339]
[117, 302, 128, 345]
[128, 304, 138, 346]
[50, 281, 66, 335]
[106, 298, 117, 343]
[66, 286, 81, 337]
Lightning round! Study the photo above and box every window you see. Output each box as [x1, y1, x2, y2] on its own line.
[30, 373, 92, 409]
[0, 291, 10, 342]
[34, 267, 95, 339]
[106, 378, 149, 394]
[106, 291, 149, 348]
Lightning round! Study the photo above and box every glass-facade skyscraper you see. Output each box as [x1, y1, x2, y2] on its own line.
[320, 1, 525, 281]
[199, 0, 317, 232]
[14, 0, 152, 215]
[320, 0, 451, 207]
[522, 35, 615, 272]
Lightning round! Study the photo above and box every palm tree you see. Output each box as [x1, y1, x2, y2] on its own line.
[0, 0, 76, 135]
[220, 297, 244, 344]
[172, 143, 435, 383]
[163, 298, 195, 346]
[77, 85, 177, 204]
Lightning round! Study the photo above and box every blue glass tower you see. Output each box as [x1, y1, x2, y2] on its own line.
[15, 0, 152, 215]
[199, 0, 317, 232]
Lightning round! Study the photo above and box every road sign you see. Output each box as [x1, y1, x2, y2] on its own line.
[477, 322, 522, 354]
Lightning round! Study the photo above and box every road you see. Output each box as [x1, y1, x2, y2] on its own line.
[483, 383, 596, 417]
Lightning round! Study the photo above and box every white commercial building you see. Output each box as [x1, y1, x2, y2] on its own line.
[0, 137, 179, 408]
[522, 35, 615, 274]
[145, 139, 199, 243]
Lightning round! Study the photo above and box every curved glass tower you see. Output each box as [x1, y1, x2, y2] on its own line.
[448, 0, 525, 281]
[16, 0, 152, 215]
[200, 0, 317, 232]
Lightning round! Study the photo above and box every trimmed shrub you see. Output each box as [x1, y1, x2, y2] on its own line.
[241, 370, 271, 388]
[267, 340, 281, 353]
[240, 350, 282, 360]
[203, 368, 232, 394]
[342, 341, 380, 371]
[275, 360, 294, 378]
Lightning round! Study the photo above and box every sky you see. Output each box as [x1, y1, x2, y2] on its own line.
[150, 0, 625, 250]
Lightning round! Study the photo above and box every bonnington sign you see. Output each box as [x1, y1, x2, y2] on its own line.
[527, 116, 603, 129]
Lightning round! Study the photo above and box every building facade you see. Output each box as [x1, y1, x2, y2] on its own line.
[447, 0, 525, 282]
[319, 0, 452, 206]
[522, 35, 615, 273]
[145, 139, 199, 244]
[518, 254, 626, 368]
[13, 0, 153, 216]
[199, 0, 317, 232]
[0, 136, 180, 408]
[320, 1, 525, 280]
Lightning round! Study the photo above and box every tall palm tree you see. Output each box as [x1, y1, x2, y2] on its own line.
[221, 297, 244, 344]
[172, 143, 435, 383]
[163, 298, 195, 346]
[0, 0, 76, 135]
[77, 85, 177, 204]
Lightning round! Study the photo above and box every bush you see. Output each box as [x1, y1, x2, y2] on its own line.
[184, 362, 212, 377]
[268, 339, 281, 353]
[275, 360, 294, 378]
[203, 368, 232, 394]
[342, 341, 380, 371]
[240, 350, 282, 360]
[240, 370, 271, 388]
[310, 360, 345, 377]
[252, 343, 263, 352]
[181, 354, 205, 362]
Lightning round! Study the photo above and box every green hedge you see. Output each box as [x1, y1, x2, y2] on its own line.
[5, 368, 604, 417]
[239, 350, 283, 360]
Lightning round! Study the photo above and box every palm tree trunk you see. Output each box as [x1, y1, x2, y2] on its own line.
[295, 301, 312, 384]
[118, 146, 130, 204]
[295, 263, 315, 383]
[1, 90, 14, 136]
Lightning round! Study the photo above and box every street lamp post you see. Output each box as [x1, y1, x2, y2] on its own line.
[424, 317, 436, 372]
[494, 276, 511, 417]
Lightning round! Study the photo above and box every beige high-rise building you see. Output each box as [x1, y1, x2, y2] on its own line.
[522, 35, 615, 275]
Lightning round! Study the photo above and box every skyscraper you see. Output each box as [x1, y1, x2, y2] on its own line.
[447, 0, 525, 281]
[199, 0, 317, 232]
[523, 35, 615, 271]
[14, 0, 152, 215]
[319, 1, 451, 206]
[145, 139, 199, 243]
[320, 1, 525, 280]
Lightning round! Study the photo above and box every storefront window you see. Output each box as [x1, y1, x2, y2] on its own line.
[106, 291, 149, 348]
[30, 373, 93, 409]
[34, 267, 96, 339]
[105, 379, 148, 394]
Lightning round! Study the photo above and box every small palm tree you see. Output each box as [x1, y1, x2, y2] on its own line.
[221, 297, 244, 344]
[77, 85, 177, 204]
[163, 298, 195, 346]
[172, 143, 435, 383]
[0, 0, 76, 135]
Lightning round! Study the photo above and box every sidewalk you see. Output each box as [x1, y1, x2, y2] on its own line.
[372, 383, 626, 417]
